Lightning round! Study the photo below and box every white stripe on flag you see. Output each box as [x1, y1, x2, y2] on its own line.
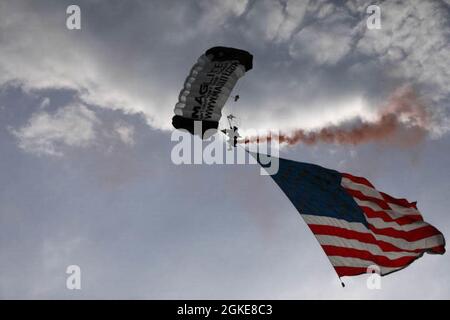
[301, 214, 444, 251]
[354, 199, 421, 217]
[327, 256, 403, 275]
[341, 178, 383, 200]
[314, 235, 420, 260]
[366, 217, 429, 232]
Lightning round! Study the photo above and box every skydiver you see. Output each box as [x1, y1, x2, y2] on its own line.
[221, 126, 241, 150]
[231, 126, 240, 148]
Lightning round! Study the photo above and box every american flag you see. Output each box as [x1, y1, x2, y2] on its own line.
[262, 155, 446, 278]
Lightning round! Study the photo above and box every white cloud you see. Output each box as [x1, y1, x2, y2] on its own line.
[39, 97, 50, 109]
[11, 104, 99, 156]
[0, 1, 252, 133]
[350, 0, 450, 136]
[0, 1, 175, 130]
[0, 0, 449, 141]
[289, 23, 354, 65]
[243, 0, 285, 42]
[356, 0, 450, 103]
[198, 0, 248, 26]
[114, 122, 135, 146]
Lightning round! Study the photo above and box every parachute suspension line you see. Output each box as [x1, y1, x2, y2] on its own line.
[227, 114, 238, 129]
[226, 103, 236, 129]
[225, 92, 240, 129]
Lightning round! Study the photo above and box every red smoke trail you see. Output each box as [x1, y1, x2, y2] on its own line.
[242, 86, 431, 147]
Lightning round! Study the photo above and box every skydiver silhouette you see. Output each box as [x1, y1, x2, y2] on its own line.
[231, 126, 240, 147]
[221, 126, 240, 150]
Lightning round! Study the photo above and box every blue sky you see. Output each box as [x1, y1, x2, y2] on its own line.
[0, 0, 449, 298]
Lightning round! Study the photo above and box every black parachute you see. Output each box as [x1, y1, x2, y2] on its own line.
[172, 46, 253, 137]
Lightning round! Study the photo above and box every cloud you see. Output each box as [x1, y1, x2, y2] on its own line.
[0, 1, 176, 130]
[275, 0, 309, 42]
[356, 0, 450, 104]
[284, 2, 356, 65]
[39, 97, 50, 109]
[242, 0, 285, 42]
[242, 0, 449, 136]
[289, 23, 353, 65]
[0, 0, 449, 147]
[198, 0, 248, 27]
[11, 104, 99, 156]
[114, 122, 135, 146]
[9, 101, 139, 157]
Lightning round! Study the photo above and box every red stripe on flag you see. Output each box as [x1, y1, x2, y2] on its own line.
[322, 245, 418, 268]
[341, 176, 418, 210]
[341, 173, 375, 188]
[343, 188, 391, 210]
[332, 246, 445, 276]
[367, 224, 441, 241]
[333, 266, 368, 277]
[361, 206, 423, 225]
[308, 224, 430, 253]
[429, 245, 446, 254]
[380, 192, 418, 209]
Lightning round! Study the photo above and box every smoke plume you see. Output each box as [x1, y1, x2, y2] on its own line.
[242, 86, 431, 147]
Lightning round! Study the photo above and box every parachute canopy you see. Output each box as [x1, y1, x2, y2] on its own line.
[172, 46, 253, 137]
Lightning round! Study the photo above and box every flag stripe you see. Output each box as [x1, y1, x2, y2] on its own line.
[367, 223, 442, 241]
[328, 256, 401, 274]
[322, 245, 420, 268]
[360, 206, 423, 225]
[341, 177, 383, 200]
[345, 188, 391, 210]
[366, 216, 429, 231]
[315, 235, 419, 259]
[333, 266, 369, 276]
[354, 199, 421, 217]
[380, 192, 417, 209]
[342, 177, 418, 209]
[303, 215, 438, 245]
[308, 223, 444, 253]
[341, 173, 374, 188]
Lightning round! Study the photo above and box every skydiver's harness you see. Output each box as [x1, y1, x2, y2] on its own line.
[220, 95, 241, 149]
[221, 114, 240, 149]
